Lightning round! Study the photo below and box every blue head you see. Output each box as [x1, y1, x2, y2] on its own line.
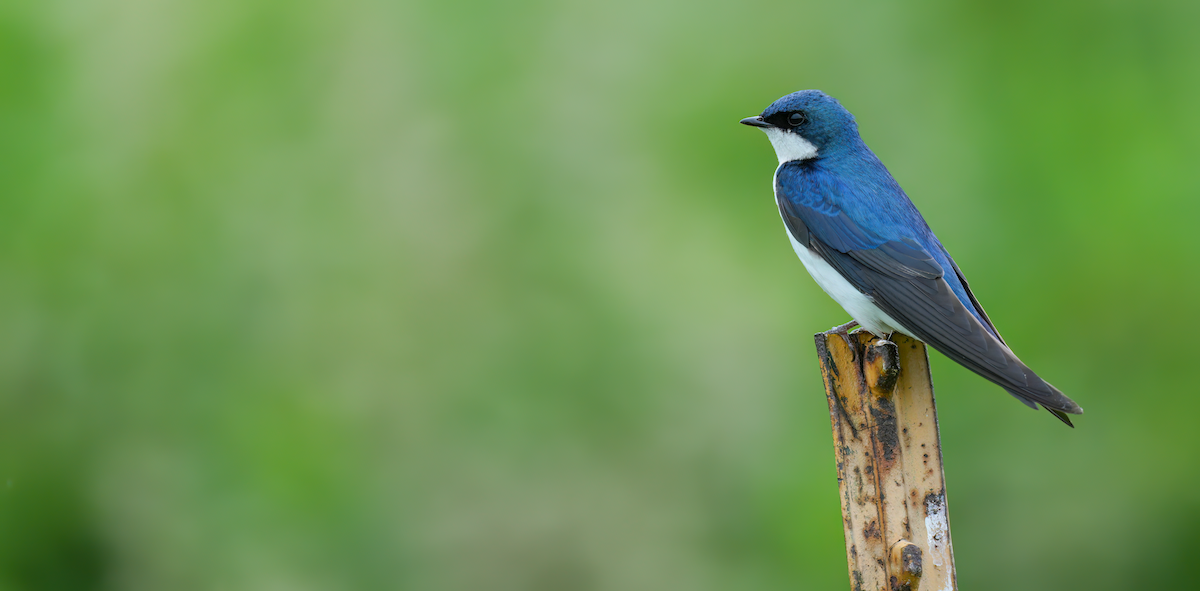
[741, 90, 861, 163]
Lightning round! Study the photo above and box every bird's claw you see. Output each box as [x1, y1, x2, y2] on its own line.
[831, 320, 860, 353]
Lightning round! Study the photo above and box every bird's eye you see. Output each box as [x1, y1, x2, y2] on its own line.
[787, 112, 807, 127]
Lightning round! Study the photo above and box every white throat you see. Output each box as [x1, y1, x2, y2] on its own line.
[763, 128, 818, 164]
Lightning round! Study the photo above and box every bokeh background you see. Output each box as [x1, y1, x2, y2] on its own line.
[3, 0, 1199, 589]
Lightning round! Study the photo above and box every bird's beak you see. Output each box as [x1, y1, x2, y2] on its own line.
[740, 116, 771, 128]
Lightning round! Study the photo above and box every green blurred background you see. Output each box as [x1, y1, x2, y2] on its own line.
[2, 0, 1199, 589]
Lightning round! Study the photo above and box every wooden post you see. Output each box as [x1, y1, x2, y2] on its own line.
[815, 328, 957, 591]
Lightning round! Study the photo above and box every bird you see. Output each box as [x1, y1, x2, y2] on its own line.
[741, 90, 1082, 426]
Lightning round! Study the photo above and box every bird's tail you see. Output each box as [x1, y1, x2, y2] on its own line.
[1005, 379, 1083, 428]
[1044, 406, 1076, 428]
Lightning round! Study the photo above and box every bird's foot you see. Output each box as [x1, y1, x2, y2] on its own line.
[831, 320, 860, 352]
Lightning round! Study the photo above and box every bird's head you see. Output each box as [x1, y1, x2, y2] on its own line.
[741, 90, 859, 164]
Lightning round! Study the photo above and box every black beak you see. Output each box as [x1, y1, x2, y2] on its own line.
[740, 116, 771, 128]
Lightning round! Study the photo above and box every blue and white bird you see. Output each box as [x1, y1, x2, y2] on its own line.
[742, 90, 1082, 426]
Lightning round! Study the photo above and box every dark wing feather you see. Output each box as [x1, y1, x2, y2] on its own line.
[946, 257, 1007, 347]
[778, 200, 1082, 420]
[848, 239, 942, 280]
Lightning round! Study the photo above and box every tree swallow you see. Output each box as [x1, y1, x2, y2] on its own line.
[741, 90, 1082, 426]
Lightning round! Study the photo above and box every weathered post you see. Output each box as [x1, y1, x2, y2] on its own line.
[815, 328, 957, 591]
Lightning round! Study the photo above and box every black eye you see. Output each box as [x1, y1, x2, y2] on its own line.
[787, 111, 807, 127]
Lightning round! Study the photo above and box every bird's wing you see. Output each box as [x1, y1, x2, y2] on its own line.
[776, 180, 1082, 420]
[945, 257, 1007, 347]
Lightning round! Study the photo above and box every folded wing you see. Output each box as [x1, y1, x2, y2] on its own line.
[776, 174, 1082, 423]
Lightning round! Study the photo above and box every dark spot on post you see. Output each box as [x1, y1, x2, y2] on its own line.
[865, 339, 900, 393]
[863, 520, 881, 540]
[852, 570, 864, 591]
[924, 491, 946, 517]
[901, 543, 922, 577]
[826, 351, 841, 379]
[870, 397, 899, 463]
[889, 541, 923, 590]
[833, 393, 859, 438]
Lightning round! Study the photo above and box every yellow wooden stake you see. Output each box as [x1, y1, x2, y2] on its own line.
[815, 328, 957, 591]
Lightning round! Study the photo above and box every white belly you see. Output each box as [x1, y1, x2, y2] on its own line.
[782, 222, 911, 338]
